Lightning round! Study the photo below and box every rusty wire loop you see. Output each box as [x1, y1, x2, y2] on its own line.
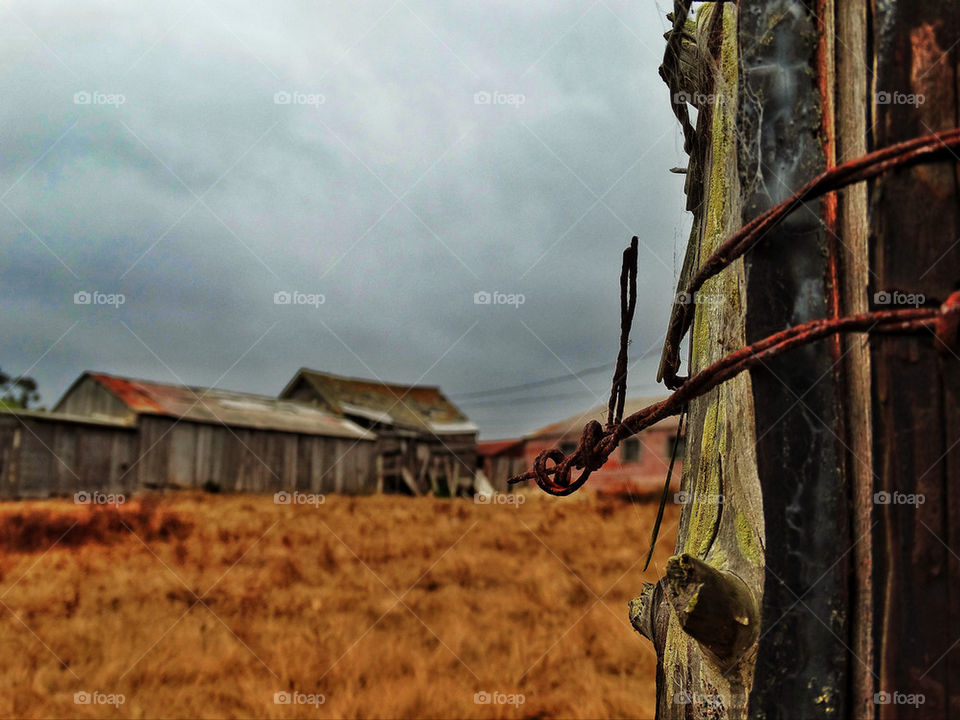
[608, 236, 638, 430]
[509, 127, 960, 497]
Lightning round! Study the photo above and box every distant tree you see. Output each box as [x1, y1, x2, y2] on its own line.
[0, 369, 40, 409]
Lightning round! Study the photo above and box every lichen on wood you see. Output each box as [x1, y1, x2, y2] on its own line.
[633, 4, 763, 718]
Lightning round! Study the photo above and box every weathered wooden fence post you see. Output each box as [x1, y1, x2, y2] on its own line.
[633, 2, 960, 717]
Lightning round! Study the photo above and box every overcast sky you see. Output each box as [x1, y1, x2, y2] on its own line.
[2, 0, 690, 439]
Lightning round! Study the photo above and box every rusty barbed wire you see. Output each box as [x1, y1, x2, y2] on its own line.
[509, 127, 960, 497]
[607, 236, 638, 430]
[660, 126, 960, 389]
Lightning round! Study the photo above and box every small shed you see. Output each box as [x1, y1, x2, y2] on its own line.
[280, 368, 478, 496]
[52, 372, 377, 494]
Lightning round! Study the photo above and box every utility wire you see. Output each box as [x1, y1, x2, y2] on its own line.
[450, 363, 613, 399]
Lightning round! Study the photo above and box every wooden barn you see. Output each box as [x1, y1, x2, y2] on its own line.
[280, 368, 478, 496]
[38, 371, 378, 496]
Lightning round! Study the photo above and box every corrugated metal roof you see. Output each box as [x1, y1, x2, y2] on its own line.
[282, 368, 477, 435]
[526, 396, 678, 440]
[86, 373, 374, 440]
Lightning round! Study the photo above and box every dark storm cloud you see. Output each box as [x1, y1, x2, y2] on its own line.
[2, 0, 690, 438]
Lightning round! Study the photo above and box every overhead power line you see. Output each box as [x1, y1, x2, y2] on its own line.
[450, 363, 613, 399]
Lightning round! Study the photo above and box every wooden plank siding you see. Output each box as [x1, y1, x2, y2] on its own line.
[870, 3, 960, 715]
[0, 413, 377, 499]
[0, 414, 138, 499]
[133, 417, 377, 494]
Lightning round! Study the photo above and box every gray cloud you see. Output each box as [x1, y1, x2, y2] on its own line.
[2, 0, 690, 439]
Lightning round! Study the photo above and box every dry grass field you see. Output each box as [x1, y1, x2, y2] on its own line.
[0, 491, 678, 719]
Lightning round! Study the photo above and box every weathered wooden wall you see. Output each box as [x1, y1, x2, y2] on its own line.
[0, 413, 137, 499]
[870, 3, 960, 717]
[134, 417, 377, 494]
[478, 454, 525, 493]
[54, 376, 132, 419]
[0, 413, 378, 498]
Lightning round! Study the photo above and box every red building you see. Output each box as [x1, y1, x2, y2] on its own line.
[479, 397, 683, 498]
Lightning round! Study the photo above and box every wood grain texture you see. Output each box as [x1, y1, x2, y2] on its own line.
[870, 2, 960, 717]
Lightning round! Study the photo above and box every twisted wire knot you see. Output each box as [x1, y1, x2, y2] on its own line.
[530, 420, 614, 496]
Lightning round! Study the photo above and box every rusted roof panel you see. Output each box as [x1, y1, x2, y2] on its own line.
[477, 439, 524, 457]
[86, 373, 374, 440]
[285, 368, 477, 435]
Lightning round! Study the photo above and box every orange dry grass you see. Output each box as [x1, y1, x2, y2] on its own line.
[0, 492, 678, 719]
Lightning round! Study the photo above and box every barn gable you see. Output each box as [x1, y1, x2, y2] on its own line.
[54, 374, 134, 421]
[279, 368, 477, 437]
